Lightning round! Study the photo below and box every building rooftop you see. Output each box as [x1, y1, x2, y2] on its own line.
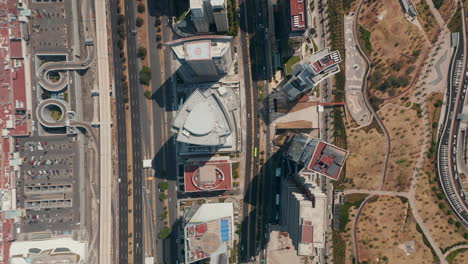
[290, 0, 306, 31]
[284, 133, 348, 180]
[307, 141, 348, 180]
[168, 35, 233, 61]
[173, 83, 240, 149]
[282, 49, 341, 101]
[184, 157, 233, 192]
[185, 203, 234, 264]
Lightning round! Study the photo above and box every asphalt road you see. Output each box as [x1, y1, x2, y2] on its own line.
[108, 0, 129, 262]
[238, 0, 262, 261]
[146, 0, 179, 263]
[437, 32, 468, 227]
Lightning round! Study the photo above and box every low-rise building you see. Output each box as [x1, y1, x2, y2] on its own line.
[282, 49, 341, 101]
[167, 35, 234, 83]
[290, 0, 307, 33]
[184, 203, 234, 264]
[184, 157, 233, 193]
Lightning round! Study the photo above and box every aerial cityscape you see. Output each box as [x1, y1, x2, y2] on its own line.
[0, 0, 467, 263]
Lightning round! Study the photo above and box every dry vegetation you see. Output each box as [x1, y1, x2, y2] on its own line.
[415, 159, 468, 250]
[415, 0, 442, 41]
[378, 103, 424, 191]
[359, 0, 428, 98]
[356, 196, 434, 263]
[342, 121, 386, 190]
[450, 249, 468, 264]
[436, 0, 457, 23]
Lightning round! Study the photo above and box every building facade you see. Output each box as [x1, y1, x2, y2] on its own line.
[190, 0, 229, 33]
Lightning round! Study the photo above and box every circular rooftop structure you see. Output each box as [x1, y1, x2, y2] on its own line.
[184, 101, 215, 136]
[200, 232, 221, 253]
[192, 165, 225, 191]
[36, 99, 69, 128]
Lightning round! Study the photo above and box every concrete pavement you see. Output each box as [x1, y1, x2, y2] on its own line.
[95, 0, 113, 263]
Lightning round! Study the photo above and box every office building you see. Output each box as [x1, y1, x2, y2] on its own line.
[191, 0, 229, 33]
[184, 203, 234, 264]
[167, 35, 234, 83]
[282, 49, 341, 101]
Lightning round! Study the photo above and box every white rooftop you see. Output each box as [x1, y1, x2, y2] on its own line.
[189, 203, 234, 223]
[172, 88, 234, 146]
[10, 238, 86, 263]
[185, 41, 211, 61]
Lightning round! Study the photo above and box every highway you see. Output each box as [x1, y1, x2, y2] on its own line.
[437, 31, 468, 228]
[94, 0, 113, 263]
[108, 0, 129, 262]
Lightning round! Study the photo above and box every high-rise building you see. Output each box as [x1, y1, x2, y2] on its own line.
[280, 170, 327, 256]
[282, 49, 341, 101]
[184, 203, 234, 264]
[190, 0, 229, 33]
[171, 82, 241, 155]
[167, 35, 234, 83]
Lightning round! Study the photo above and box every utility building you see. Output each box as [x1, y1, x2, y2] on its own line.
[191, 0, 229, 33]
[167, 35, 234, 83]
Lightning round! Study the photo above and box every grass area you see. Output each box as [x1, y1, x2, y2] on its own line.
[333, 231, 346, 264]
[50, 110, 62, 121]
[227, 0, 239, 36]
[232, 163, 240, 179]
[333, 108, 347, 149]
[284, 56, 300, 74]
[177, 10, 189, 22]
[432, 0, 444, 9]
[416, 224, 440, 263]
[448, 4, 463, 33]
[447, 248, 468, 263]
[358, 25, 372, 54]
[339, 197, 366, 232]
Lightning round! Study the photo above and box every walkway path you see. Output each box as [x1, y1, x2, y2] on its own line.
[443, 244, 468, 257]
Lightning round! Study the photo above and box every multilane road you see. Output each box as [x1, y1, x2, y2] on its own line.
[436, 32, 468, 228]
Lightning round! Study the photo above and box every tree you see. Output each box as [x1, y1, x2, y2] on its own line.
[139, 66, 151, 85]
[136, 17, 144, 27]
[137, 4, 145, 13]
[464, 233, 468, 239]
[159, 193, 167, 201]
[158, 227, 171, 239]
[117, 14, 125, 25]
[144, 90, 152, 99]
[156, 34, 162, 42]
[158, 181, 169, 191]
[154, 18, 161, 27]
[448, 218, 455, 225]
[137, 47, 147, 60]
[157, 43, 163, 49]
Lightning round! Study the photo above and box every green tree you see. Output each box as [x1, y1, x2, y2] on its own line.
[136, 17, 144, 27]
[144, 90, 152, 99]
[158, 227, 171, 239]
[137, 4, 145, 13]
[158, 181, 169, 191]
[156, 34, 162, 42]
[159, 193, 167, 201]
[139, 66, 151, 85]
[137, 47, 147, 60]
[117, 15, 125, 25]
[448, 218, 455, 225]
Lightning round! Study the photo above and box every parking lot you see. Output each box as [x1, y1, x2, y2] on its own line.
[15, 135, 81, 233]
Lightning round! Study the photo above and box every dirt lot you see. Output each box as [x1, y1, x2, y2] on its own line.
[414, 0, 442, 41]
[436, 0, 457, 23]
[414, 159, 468, 250]
[359, 0, 429, 98]
[342, 122, 386, 190]
[356, 196, 434, 263]
[450, 249, 468, 264]
[378, 103, 424, 191]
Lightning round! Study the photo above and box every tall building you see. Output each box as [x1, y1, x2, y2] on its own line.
[190, 0, 229, 33]
[280, 170, 327, 256]
[282, 49, 341, 101]
[167, 35, 234, 83]
[184, 203, 234, 264]
[171, 82, 241, 155]
[283, 133, 348, 180]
